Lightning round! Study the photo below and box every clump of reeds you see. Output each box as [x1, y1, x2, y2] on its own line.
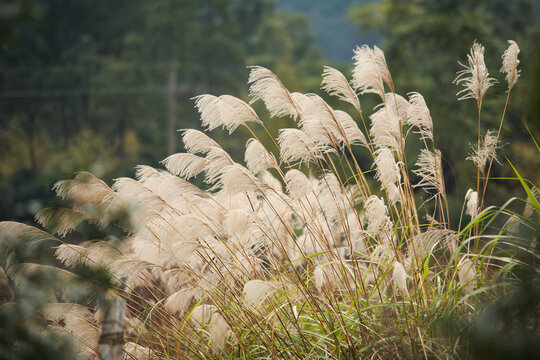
[1, 40, 538, 360]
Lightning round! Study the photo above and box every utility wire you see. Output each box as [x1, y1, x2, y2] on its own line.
[0, 83, 192, 99]
[0, 86, 167, 98]
[0, 61, 177, 75]
[0, 61, 197, 98]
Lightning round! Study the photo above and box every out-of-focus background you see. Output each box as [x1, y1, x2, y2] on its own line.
[1, 0, 539, 226]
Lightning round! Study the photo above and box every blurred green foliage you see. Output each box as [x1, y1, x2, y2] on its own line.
[0, 0, 323, 224]
[0, 226, 116, 359]
[4, 0, 537, 228]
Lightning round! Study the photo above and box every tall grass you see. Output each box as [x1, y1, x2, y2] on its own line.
[1, 40, 538, 359]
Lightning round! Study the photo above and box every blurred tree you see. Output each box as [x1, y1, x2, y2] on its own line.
[0, 0, 323, 223]
[249, 12, 323, 90]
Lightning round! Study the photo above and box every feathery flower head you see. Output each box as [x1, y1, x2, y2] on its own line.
[370, 105, 402, 150]
[457, 256, 477, 293]
[248, 66, 299, 119]
[203, 146, 234, 184]
[317, 172, 348, 223]
[351, 45, 391, 99]
[465, 189, 478, 218]
[334, 110, 368, 148]
[284, 169, 313, 199]
[298, 94, 344, 148]
[243, 280, 276, 307]
[500, 40, 520, 91]
[393, 262, 409, 297]
[193, 94, 261, 134]
[365, 196, 393, 240]
[413, 149, 444, 194]
[321, 66, 361, 111]
[407, 92, 433, 140]
[373, 148, 402, 204]
[467, 130, 499, 172]
[277, 128, 326, 166]
[373, 46, 394, 91]
[384, 93, 409, 123]
[181, 129, 220, 155]
[244, 138, 277, 175]
[162, 153, 208, 179]
[220, 164, 262, 195]
[454, 41, 496, 107]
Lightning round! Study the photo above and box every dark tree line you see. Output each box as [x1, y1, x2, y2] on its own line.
[0, 0, 322, 222]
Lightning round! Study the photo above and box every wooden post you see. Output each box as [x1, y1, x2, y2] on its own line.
[98, 297, 126, 360]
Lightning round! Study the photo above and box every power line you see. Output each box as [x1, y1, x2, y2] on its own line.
[0, 61, 177, 75]
[0, 86, 165, 98]
[0, 84, 192, 99]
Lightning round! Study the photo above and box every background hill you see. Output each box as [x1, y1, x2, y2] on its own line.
[277, 0, 377, 62]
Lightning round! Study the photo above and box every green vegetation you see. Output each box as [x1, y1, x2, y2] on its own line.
[0, 0, 322, 223]
[1, 1, 539, 359]
[1, 39, 539, 359]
